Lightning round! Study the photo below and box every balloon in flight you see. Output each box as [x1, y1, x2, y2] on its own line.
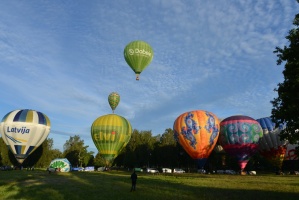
[108, 92, 120, 113]
[124, 40, 154, 80]
[256, 117, 288, 170]
[91, 114, 132, 166]
[173, 110, 220, 169]
[0, 109, 51, 164]
[219, 115, 263, 172]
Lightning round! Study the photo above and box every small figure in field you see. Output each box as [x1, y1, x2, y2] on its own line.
[130, 170, 137, 192]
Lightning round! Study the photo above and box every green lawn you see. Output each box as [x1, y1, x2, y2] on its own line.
[0, 170, 298, 200]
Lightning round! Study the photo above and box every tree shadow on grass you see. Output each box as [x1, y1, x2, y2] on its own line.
[2, 170, 299, 200]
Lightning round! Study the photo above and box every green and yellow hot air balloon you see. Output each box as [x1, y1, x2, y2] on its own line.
[108, 92, 120, 113]
[91, 114, 132, 166]
[124, 40, 154, 80]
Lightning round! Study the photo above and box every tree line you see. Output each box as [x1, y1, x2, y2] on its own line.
[1, 128, 297, 172]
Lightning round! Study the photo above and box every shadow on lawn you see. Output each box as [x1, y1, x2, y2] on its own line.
[2, 170, 299, 200]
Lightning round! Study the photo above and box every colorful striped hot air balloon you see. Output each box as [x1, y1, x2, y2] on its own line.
[256, 117, 288, 171]
[0, 109, 51, 164]
[173, 110, 220, 170]
[108, 92, 120, 113]
[219, 115, 263, 173]
[124, 40, 154, 80]
[91, 114, 132, 166]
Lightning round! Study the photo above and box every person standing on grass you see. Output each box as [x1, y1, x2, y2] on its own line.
[130, 170, 137, 192]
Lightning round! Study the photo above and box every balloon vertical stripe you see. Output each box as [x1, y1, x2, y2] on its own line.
[26, 110, 34, 122]
[37, 111, 46, 125]
[26, 146, 35, 155]
[13, 110, 26, 122]
[1, 111, 12, 122]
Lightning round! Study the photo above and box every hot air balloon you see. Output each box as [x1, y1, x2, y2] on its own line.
[0, 109, 51, 164]
[108, 92, 120, 113]
[285, 144, 299, 161]
[124, 40, 154, 80]
[219, 115, 263, 173]
[173, 110, 220, 170]
[256, 117, 288, 171]
[91, 114, 132, 166]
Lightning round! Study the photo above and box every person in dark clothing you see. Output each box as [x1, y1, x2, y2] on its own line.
[130, 170, 138, 191]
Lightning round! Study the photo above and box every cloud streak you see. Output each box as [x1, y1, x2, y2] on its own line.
[0, 0, 298, 152]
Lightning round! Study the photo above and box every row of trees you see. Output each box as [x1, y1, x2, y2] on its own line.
[1, 128, 296, 172]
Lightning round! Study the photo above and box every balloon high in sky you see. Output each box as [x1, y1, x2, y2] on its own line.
[256, 117, 288, 170]
[0, 109, 51, 164]
[124, 40, 154, 80]
[108, 92, 120, 113]
[219, 115, 263, 172]
[173, 110, 220, 169]
[91, 114, 132, 166]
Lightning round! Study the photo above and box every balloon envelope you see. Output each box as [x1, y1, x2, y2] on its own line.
[124, 40, 153, 80]
[256, 117, 288, 170]
[0, 109, 51, 164]
[108, 92, 120, 113]
[285, 144, 298, 160]
[91, 114, 132, 166]
[173, 110, 220, 169]
[49, 158, 71, 172]
[219, 115, 263, 171]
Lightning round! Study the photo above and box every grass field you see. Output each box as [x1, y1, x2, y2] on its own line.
[0, 169, 298, 200]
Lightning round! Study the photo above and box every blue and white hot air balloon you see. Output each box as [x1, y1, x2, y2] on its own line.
[0, 109, 51, 164]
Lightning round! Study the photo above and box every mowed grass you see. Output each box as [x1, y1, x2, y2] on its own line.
[0, 170, 298, 200]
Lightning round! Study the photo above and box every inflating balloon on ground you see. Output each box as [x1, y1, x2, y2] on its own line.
[256, 117, 288, 171]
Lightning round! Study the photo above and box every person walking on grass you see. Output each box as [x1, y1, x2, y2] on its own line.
[130, 170, 137, 192]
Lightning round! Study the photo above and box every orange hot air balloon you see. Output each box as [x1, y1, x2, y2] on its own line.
[173, 110, 220, 169]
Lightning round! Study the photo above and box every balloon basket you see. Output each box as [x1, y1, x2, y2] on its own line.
[135, 74, 140, 80]
[240, 171, 247, 175]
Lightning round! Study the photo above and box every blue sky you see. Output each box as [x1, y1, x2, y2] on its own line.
[1, 1, 298, 153]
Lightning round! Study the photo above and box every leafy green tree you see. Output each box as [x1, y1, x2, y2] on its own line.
[63, 135, 93, 167]
[0, 137, 13, 166]
[94, 153, 107, 167]
[154, 129, 177, 168]
[271, 6, 299, 147]
[33, 138, 62, 168]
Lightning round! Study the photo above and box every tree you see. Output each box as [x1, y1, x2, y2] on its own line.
[0, 137, 13, 166]
[154, 129, 177, 168]
[32, 138, 62, 168]
[63, 135, 93, 167]
[94, 153, 107, 167]
[271, 5, 299, 146]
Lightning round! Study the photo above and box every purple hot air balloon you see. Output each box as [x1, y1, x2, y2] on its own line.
[219, 115, 263, 173]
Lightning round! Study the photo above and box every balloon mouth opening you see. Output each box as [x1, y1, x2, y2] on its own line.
[135, 74, 140, 80]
